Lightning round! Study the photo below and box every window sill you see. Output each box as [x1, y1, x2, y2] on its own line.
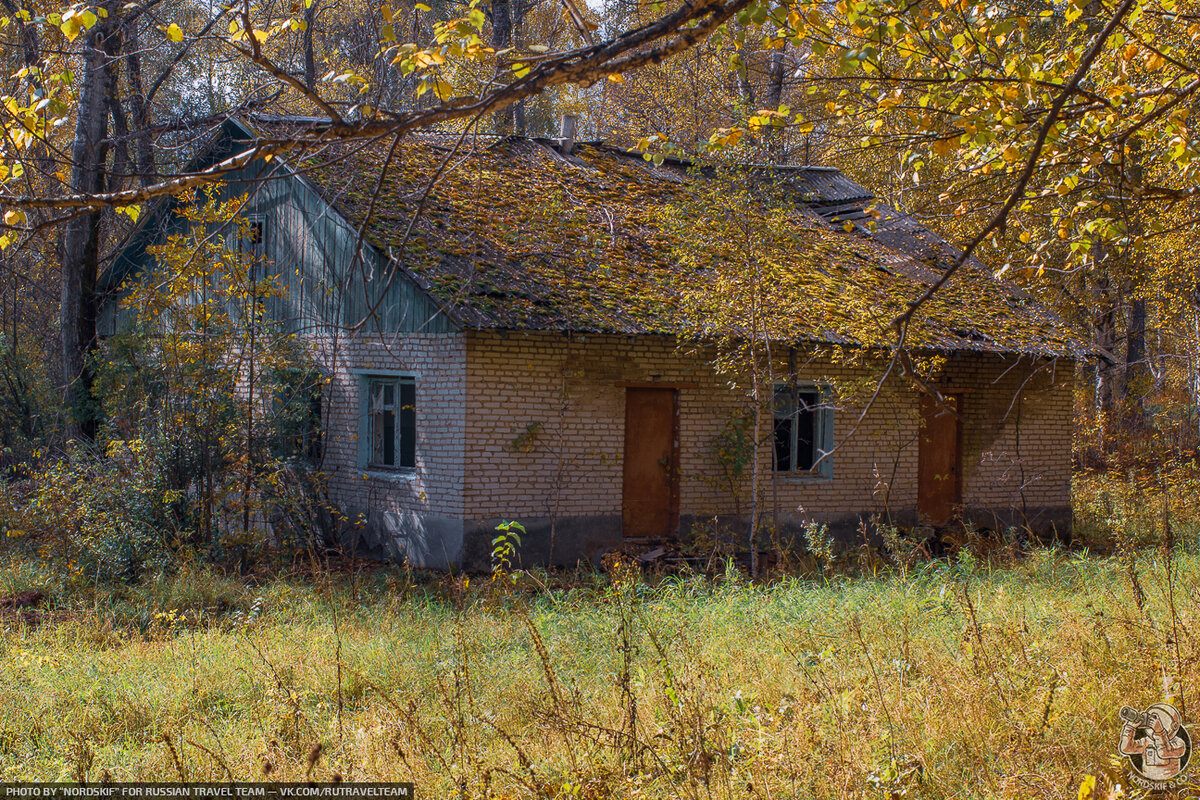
[773, 472, 834, 484]
[360, 468, 419, 482]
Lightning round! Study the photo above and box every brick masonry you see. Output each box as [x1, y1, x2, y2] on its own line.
[312, 328, 1074, 567]
[309, 331, 468, 566]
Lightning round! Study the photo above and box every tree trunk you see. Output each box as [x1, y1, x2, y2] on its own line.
[764, 48, 785, 108]
[0, 0, 58, 201]
[763, 47, 786, 162]
[1094, 310, 1118, 419]
[1124, 293, 1147, 430]
[1193, 313, 1200, 450]
[1120, 137, 1148, 432]
[1091, 243, 1119, 443]
[61, 21, 119, 441]
[734, 48, 755, 107]
[303, 0, 318, 89]
[490, 0, 525, 134]
[0, 0, 43, 89]
[108, 90, 131, 195]
[123, 18, 156, 186]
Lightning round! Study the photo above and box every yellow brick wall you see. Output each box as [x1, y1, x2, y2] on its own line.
[308, 328, 1074, 564]
[311, 331, 467, 564]
[462, 331, 1074, 531]
[948, 352, 1075, 516]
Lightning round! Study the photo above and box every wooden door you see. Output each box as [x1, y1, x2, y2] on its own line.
[917, 393, 962, 526]
[622, 388, 679, 538]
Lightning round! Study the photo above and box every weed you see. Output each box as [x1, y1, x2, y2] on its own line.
[0, 476, 1196, 795]
[491, 520, 525, 578]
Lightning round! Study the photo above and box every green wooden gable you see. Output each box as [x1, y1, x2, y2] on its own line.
[101, 118, 458, 337]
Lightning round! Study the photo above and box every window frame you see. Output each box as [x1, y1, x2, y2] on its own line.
[270, 368, 325, 463]
[356, 371, 417, 474]
[772, 381, 834, 479]
[232, 214, 267, 280]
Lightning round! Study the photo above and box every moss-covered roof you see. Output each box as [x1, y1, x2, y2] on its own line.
[269, 122, 1079, 358]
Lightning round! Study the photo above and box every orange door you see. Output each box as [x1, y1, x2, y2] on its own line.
[622, 388, 679, 538]
[917, 393, 962, 526]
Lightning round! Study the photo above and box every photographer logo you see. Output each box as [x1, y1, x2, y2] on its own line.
[1117, 703, 1192, 790]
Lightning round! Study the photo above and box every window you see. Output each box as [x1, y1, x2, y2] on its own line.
[271, 369, 324, 462]
[234, 216, 266, 278]
[361, 376, 415, 470]
[240, 218, 265, 257]
[773, 384, 833, 477]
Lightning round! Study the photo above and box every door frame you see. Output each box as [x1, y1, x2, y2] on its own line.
[917, 391, 964, 526]
[621, 386, 681, 539]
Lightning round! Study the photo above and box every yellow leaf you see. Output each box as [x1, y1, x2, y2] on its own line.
[1019, 230, 1031, 243]
[3, 209, 25, 226]
[931, 137, 955, 157]
[166, 23, 183, 42]
[1077, 775, 1096, 800]
[607, 72, 625, 84]
[1001, 144, 1020, 163]
[59, 16, 81, 41]
[1145, 51, 1166, 71]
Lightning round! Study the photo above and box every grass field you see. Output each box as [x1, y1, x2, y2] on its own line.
[0, 467, 1193, 795]
[0, 528, 1194, 798]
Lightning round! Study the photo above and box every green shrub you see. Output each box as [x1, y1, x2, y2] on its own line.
[83, 196, 330, 566]
[12, 439, 177, 581]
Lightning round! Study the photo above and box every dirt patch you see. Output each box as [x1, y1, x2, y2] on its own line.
[0, 589, 45, 626]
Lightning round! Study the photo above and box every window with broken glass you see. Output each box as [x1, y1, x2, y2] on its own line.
[773, 384, 833, 477]
[365, 377, 416, 470]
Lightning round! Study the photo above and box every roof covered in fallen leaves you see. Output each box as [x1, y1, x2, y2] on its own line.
[255, 119, 1080, 358]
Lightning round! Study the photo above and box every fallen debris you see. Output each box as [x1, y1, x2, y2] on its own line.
[0, 589, 44, 610]
[637, 547, 667, 563]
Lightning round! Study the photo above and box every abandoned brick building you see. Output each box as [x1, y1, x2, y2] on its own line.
[104, 117, 1081, 568]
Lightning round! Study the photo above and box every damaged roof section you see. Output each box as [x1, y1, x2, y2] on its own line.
[242, 119, 1079, 358]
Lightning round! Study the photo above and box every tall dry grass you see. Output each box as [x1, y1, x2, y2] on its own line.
[1, 465, 1199, 794]
[0, 532, 1193, 798]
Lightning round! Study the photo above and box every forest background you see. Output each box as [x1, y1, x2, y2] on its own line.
[0, 0, 1187, 531]
[0, 0, 1192, 792]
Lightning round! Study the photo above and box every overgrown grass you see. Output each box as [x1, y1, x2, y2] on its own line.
[1073, 459, 1200, 550]
[0, 465, 1193, 793]
[0, 535, 1193, 798]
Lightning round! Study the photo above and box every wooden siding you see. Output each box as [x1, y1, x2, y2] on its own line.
[218, 159, 457, 336]
[101, 126, 457, 337]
